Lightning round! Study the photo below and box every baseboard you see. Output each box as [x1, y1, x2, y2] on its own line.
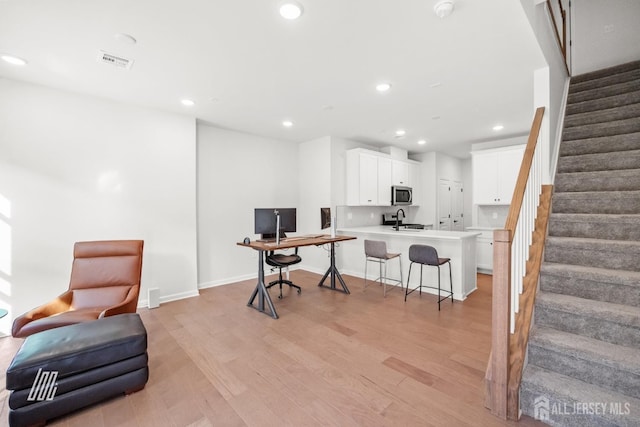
[138, 289, 200, 308]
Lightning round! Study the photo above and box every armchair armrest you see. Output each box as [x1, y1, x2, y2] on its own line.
[100, 286, 140, 318]
[12, 291, 73, 337]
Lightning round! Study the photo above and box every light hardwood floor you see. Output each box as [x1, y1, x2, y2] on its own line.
[0, 272, 545, 426]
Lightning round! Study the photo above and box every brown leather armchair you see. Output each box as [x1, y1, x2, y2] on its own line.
[12, 240, 144, 338]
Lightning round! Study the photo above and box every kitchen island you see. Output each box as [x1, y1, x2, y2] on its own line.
[336, 226, 481, 300]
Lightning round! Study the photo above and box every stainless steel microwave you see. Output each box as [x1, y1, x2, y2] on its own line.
[391, 185, 412, 205]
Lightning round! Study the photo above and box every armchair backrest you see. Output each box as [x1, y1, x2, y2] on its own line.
[69, 240, 144, 309]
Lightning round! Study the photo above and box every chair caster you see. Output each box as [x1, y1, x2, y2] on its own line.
[278, 295, 283, 299]
[297, 289, 301, 294]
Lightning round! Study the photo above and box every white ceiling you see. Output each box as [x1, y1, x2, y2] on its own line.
[0, 0, 546, 158]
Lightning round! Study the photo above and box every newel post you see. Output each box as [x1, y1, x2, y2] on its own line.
[489, 229, 512, 419]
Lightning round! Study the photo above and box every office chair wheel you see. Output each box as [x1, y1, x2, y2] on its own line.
[297, 289, 301, 294]
[278, 294, 283, 299]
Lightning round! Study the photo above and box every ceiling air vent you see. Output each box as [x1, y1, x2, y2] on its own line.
[97, 50, 134, 70]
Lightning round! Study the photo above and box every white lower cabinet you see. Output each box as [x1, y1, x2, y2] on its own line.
[468, 228, 494, 273]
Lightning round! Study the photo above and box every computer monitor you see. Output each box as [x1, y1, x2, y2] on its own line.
[320, 207, 331, 230]
[254, 208, 296, 239]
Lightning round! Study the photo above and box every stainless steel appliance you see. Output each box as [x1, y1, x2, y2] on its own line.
[391, 185, 412, 205]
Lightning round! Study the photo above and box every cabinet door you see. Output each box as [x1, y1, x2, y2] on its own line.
[409, 163, 420, 205]
[477, 237, 493, 272]
[472, 151, 499, 205]
[377, 157, 392, 206]
[359, 153, 379, 205]
[392, 160, 409, 186]
[496, 147, 525, 203]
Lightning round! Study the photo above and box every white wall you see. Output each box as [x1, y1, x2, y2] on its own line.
[197, 124, 299, 287]
[572, 0, 640, 75]
[520, 0, 571, 182]
[0, 78, 198, 334]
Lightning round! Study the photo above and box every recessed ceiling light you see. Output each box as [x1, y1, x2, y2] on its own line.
[429, 82, 442, 88]
[493, 124, 504, 131]
[395, 129, 406, 137]
[376, 82, 392, 92]
[181, 99, 195, 107]
[431, 115, 441, 120]
[279, 2, 303, 20]
[417, 139, 427, 145]
[282, 120, 294, 127]
[1, 54, 28, 66]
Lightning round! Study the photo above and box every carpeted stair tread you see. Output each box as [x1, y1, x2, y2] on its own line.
[555, 168, 640, 192]
[567, 90, 640, 116]
[568, 77, 640, 105]
[564, 102, 640, 128]
[557, 150, 640, 173]
[528, 327, 640, 398]
[520, 365, 640, 427]
[540, 262, 640, 307]
[548, 213, 640, 240]
[570, 60, 640, 85]
[562, 116, 640, 141]
[536, 292, 640, 348]
[545, 236, 640, 271]
[552, 190, 640, 214]
[560, 132, 640, 157]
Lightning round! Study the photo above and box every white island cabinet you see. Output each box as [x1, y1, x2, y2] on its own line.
[336, 226, 480, 301]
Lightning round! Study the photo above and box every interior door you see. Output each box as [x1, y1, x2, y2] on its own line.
[452, 181, 464, 231]
[438, 179, 451, 230]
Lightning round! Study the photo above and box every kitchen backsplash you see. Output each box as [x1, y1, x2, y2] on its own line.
[476, 205, 509, 228]
[336, 205, 419, 228]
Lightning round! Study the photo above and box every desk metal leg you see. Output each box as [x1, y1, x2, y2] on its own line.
[318, 242, 350, 294]
[247, 250, 279, 319]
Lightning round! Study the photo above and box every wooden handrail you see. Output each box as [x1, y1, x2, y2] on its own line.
[485, 106, 546, 420]
[505, 107, 545, 232]
[546, 0, 570, 75]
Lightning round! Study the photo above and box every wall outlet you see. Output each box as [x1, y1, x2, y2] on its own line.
[492, 212, 498, 219]
[370, 212, 374, 219]
[347, 212, 353, 220]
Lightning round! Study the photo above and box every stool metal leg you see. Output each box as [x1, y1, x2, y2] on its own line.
[437, 265, 441, 311]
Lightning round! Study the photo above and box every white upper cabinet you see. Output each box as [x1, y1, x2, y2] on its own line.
[472, 145, 525, 205]
[391, 160, 409, 186]
[347, 149, 392, 206]
[346, 149, 419, 206]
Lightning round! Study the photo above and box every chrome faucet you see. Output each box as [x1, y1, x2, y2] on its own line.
[393, 208, 405, 231]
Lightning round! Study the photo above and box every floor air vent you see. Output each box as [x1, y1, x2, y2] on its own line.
[97, 51, 134, 70]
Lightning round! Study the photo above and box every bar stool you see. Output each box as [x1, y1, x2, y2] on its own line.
[404, 244, 453, 310]
[364, 240, 403, 297]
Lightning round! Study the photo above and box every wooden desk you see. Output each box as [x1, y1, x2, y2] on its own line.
[237, 234, 357, 319]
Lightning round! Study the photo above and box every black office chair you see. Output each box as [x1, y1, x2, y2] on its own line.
[265, 248, 302, 299]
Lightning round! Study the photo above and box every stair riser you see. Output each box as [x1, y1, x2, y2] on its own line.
[545, 243, 640, 272]
[565, 103, 640, 128]
[552, 194, 640, 214]
[555, 172, 640, 193]
[567, 91, 640, 116]
[560, 133, 640, 157]
[520, 384, 626, 427]
[557, 151, 640, 173]
[562, 118, 640, 141]
[549, 219, 640, 241]
[535, 305, 640, 349]
[540, 272, 640, 307]
[528, 344, 640, 400]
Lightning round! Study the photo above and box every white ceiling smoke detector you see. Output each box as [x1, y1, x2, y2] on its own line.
[97, 51, 134, 70]
[434, 0, 454, 18]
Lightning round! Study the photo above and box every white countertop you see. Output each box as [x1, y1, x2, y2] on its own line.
[466, 226, 499, 231]
[338, 225, 481, 240]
